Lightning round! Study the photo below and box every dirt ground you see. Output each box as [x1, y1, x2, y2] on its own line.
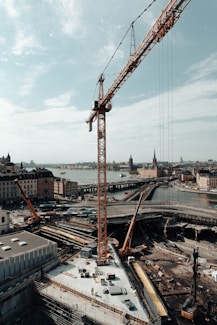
[139, 240, 217, 324]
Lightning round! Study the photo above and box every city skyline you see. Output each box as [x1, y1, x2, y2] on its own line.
[0, 1, 216, 164]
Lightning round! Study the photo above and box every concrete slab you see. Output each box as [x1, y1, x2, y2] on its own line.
[43, 246, 150, 324]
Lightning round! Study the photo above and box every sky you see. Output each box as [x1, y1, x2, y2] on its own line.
[0, 0, 216, 164]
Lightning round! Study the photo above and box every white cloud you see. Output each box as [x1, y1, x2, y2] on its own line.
[19, 64, 51, 97]
[0, 98, 94, 163]
[44, 91, 75, 107]
[187, 53, 217, 81]
[47, 0, 83, 37]
[11, 32, 44, 56]
[105, 65, 217, 162]
[0, 1, 44, 57]
[14, 105, 87, 127]
[0, 0, 215, 163]
[0, 0, 20, 19]
[0, 36, 6, 45]
[98, 44, 124, 66]
[7, 51, 215, 163]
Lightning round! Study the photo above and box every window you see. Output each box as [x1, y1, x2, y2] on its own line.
[2, 217, 5, 223]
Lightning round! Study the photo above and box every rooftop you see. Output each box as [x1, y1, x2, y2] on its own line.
[42, 245, 150, 324]
[0, 231, 54, 258]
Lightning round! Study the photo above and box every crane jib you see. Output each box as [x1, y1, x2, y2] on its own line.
[86, 0, 192, 127]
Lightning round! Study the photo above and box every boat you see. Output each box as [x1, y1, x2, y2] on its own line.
[120, 173, 126, 178]
[60, 172, 66, 175]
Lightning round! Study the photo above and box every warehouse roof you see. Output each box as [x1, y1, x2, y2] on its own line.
[0, 230, 55, 258]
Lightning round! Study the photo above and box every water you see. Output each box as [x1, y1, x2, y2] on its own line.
[28, 167, 217, 208]
[45, 168, 133, 185]
[152, 186, 217, 209]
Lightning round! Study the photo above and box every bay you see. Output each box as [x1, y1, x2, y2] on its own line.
[28, 167, 217, 208]
[152, 186, 217, 209]
[35, 167, 133, 185]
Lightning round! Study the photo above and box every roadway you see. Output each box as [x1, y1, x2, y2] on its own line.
[106, 201, 217, 226]
[36, 200, 217, 250]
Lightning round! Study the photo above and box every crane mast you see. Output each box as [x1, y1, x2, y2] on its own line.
[96, 74, 109, 265]
[14, 178, 39, 224]
[119, 192, 144, 257]
[87, 0, 192, 266]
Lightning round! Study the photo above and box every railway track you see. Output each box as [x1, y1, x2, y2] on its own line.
[55, 222, 96, 241]
[56, 220, 96, 234]
[40, 225, 96, 249]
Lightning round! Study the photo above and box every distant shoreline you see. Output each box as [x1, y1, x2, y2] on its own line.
[173, 184, 217, 196]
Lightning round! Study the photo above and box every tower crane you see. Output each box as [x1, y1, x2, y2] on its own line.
[86, 0, 192, 266]
[14, 178, 39, 225]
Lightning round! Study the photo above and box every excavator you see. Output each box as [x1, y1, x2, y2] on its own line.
[181, 248, 198, 321]
[205, 301, 217, 322]
[14, 178, 40, 225]
[118, 192, 146, 257]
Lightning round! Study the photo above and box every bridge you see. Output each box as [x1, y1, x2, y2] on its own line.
[77, 178, 159, 195]
[106, 201, 217, 227]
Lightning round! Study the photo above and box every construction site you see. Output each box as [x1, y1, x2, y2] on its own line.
[1, 175, 217, 324]
[1, 1, 217, 324]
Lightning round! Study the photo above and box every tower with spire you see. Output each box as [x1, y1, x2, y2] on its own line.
[129, 155, 133, 171]
[152, 149, 157, 169]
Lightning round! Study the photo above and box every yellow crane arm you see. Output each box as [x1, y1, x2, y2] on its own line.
[119, 192, 144, 256]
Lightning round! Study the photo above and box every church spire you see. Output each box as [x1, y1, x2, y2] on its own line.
[152, 149, 157, 169]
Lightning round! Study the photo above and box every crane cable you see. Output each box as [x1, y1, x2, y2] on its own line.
[102, 0, 157, 76]
[158, 31, 173, 162]
[89, 0, 158, 111]
[158, 30, 174, 202]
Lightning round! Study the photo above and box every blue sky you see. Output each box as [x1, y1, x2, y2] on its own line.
[0, 0, 216, 164]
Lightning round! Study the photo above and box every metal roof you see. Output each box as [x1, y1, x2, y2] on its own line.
[0, 230, 55, 258]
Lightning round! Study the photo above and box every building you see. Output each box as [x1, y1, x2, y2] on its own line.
[0, 169, 54, 206]
[180, 171, 195, 183]
[196, 170, 217, 191]
[0, 153, 21, 174]
[15, 172, 38, 199]
[0, 231, 59, 324]
[137, 150, 165, 178]
[0, 154, 55, 205]
[54, 177, 78, 198]
[32, 168, 54, 199]
[129, 155, 133, 171]
[0, 208, 10, 235]
[0, 231, 57, 282]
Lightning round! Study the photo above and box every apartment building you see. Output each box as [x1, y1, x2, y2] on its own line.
[31, 168, 54, 199]
[196, 170, 217, 190]
[0, 208, 10, 234]
[54, 177, 78, 198]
